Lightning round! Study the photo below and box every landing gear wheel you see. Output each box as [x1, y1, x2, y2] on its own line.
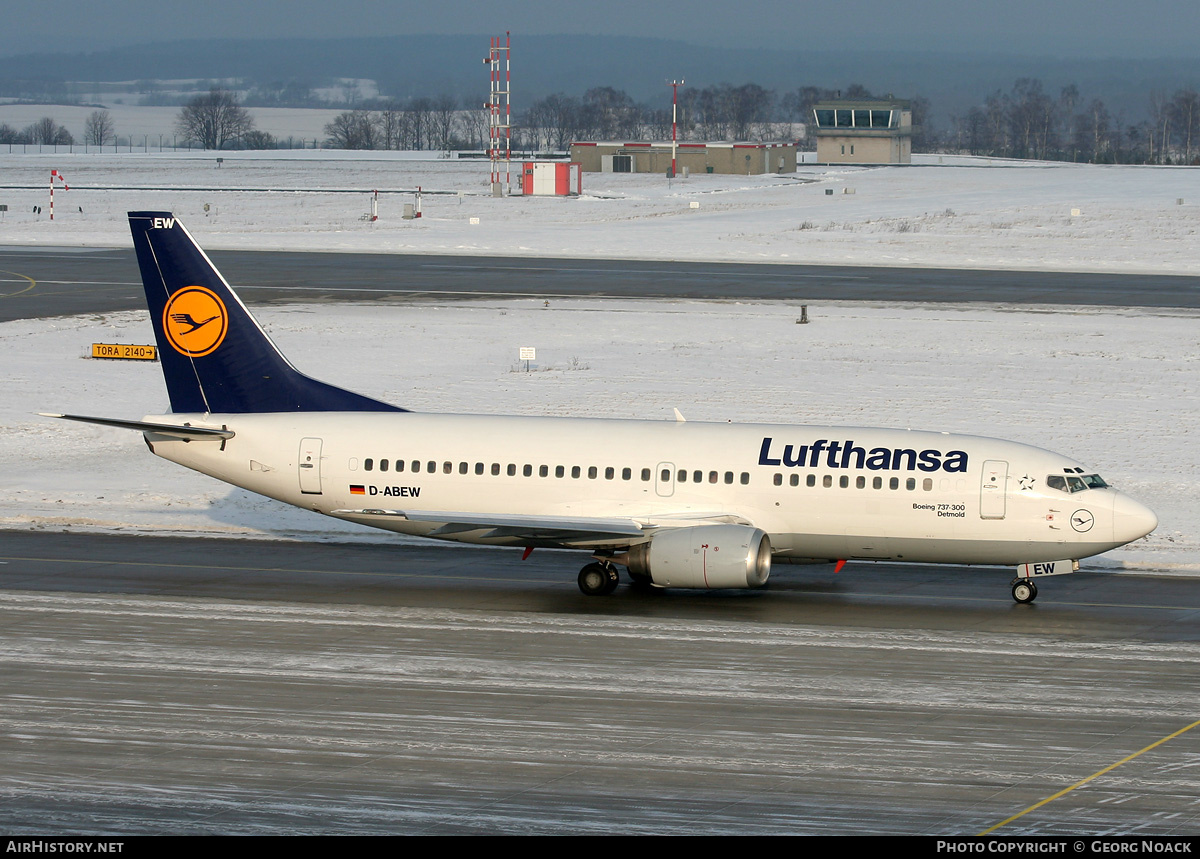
[1011, 579, 1038, 604]
[578, 562, 619, 596]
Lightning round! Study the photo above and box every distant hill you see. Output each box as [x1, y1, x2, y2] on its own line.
[1, 34, 1197, 127]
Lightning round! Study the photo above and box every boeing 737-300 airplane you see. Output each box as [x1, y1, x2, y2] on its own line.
[45, 212, 1158, 602]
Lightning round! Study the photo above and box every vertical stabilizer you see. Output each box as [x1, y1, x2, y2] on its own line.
[128, 211, 404, 414]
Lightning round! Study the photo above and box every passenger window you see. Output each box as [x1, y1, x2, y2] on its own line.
[457, 462, 467, 474]
[806, 474, 816, 487]
[491, 463, 500, 476]
[679, 470, 689, 483]
[856, 476, 865, 489]
[507, 464, 516, 476]
[555, 465, 565, 478]
[380, 459, 389, 472]
[906, 478, 916, 490]
[523, 464, 532, 477]
[622, 468, 631, 480]
[823, 475, 832, 488]
[661, 468, 671, 482]
[889, 477, 899, 490]
[364, 458, 374, 471]
[693, 470, 702, 483]
[740, 473, 749, 485]
[475, 462, 484, 475]
[923, 478, 933, 491]
[444, 462, 453, 474]
[839, 476, 848, 488]
[411, 461, 419, 473]
[588, 466, 597, 479]
[641, 468, 651, 482]
[571, 466, 581, 478]
[873, 476, 882, 489]
[605, 467, 614, 479]
[427, 461, 436, 473]
[539, 465, 549, 477]
[790, 474, 799, 487]
[709, 471, 718, 484]
[773, 473, 782, 486]
[397, 460, 406, 473]
[724, 472, 734, 484]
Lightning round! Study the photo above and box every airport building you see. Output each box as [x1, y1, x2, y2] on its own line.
[569, 141, 797, 175]
[811, 98, 912, 164]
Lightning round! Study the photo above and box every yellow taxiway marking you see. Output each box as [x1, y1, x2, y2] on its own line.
[0, 270, 36, 298]
[980, 716, 1200, 835]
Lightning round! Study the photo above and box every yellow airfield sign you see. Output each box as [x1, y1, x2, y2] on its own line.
[91, 343, 158, 361]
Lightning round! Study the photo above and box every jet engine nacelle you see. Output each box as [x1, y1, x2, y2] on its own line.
[625, 524, 772, 589]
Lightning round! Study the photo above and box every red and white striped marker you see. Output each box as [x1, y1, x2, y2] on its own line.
[49, 170, 69, 221]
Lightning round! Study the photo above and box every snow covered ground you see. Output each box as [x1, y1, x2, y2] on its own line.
[0, 149, 1197, 273]
[0, 151, 1196, 574]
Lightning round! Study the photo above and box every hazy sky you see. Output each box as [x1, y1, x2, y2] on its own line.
[5, 0, 1199, 58]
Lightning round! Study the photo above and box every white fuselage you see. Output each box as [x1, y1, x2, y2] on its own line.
[142, 411, 1156, 566]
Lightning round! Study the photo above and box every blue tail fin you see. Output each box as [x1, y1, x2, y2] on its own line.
[129, 211, 404, 414]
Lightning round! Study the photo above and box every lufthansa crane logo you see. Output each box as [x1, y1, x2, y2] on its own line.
[1070, 509, 1095, 533]
[162, 286, 228, 357]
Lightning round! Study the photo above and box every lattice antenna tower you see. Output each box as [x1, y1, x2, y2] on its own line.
[485, 32, 512, 194]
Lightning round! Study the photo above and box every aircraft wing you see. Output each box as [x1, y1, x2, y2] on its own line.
[329, 508, 754, 544]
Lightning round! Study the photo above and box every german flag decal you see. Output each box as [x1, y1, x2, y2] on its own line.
[349, 485, 366, 495]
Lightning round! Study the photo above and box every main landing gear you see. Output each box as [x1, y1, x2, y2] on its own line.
[1010, 578, 1038, 604]
[578, 561, 620, 596]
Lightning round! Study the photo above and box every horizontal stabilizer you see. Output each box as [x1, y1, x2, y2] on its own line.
[40, 413, 235, 440]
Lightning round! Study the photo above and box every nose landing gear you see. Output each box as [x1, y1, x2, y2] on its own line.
[1011, 578, 1038, 604]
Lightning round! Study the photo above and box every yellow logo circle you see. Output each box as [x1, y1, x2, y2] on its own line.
[162, 286, 228, 357]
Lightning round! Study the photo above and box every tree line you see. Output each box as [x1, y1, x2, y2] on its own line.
[6, 79, 1200, 164]
[948, 78, 1200, 164]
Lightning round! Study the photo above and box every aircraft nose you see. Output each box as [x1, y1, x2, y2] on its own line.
[1112, 493, 1158, 545]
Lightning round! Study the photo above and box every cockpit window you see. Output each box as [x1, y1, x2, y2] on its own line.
[1047, 474, 1105, 493]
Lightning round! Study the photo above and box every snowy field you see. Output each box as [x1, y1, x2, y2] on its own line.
[0, 151, 1196, 574]
[0, 149, 1197, 273]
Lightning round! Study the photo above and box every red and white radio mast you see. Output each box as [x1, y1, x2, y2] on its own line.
[484, 32, 512, 195]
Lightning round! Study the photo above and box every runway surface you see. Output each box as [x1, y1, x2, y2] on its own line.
[2, 531, 1199, 835]
[3, 247, 1199, 834]
[3, 245, 1200, 323]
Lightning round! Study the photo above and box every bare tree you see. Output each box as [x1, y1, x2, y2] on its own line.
[430, 94, 460, 151]
[24, 116, 74, 145]
[406, 97, 433, 150]
[376, 102, 403, 150]
[240, 129, 277, 150]
[176, 88, 255, 150]
[523, 93, 582, 150]
[1170, 88, 1200, 164]
[581, 87, 639, 139]
[459, 99, 491, 150]
[84, 110, 115, 146]
[324, 110, 379, 149]
[1073, 98, 1112, 163]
